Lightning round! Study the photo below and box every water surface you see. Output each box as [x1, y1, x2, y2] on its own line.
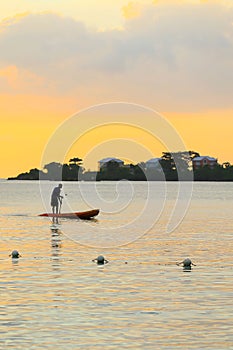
[0, 181, 232, 349]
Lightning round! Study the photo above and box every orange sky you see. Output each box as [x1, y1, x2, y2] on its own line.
[0, 0, 232, 178]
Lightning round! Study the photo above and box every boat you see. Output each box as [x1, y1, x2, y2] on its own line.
[39, 209, 99, 220]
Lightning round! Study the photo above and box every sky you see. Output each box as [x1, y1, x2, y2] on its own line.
[0, 0, 233, 177]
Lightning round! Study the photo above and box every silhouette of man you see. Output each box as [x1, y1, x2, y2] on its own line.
[51, 184, 63, 215]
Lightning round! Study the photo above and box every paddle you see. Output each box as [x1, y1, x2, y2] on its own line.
[59, 196, 63, 214]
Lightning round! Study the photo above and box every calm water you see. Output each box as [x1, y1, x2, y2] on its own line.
[0, 180, 232, 349]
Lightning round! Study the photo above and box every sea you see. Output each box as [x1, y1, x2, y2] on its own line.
[0, 180, 232, 349]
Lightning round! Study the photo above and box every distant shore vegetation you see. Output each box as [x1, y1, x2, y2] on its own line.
[8, 152, 233, 181]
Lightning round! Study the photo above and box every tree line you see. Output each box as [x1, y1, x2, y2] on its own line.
[8, 152, 233, 181]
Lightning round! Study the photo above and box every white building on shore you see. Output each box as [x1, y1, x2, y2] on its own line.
[145, 158, 162, 170]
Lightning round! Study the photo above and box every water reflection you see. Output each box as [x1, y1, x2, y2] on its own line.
[183, 265, 192, 272]
[11, 258, 19, 266]
[51, 232, 62, 254]
[50, 226, 62, 274]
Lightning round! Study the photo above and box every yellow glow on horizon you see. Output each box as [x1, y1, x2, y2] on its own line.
[0, 93, 75, 178]
[64, 123, 167, 171]
[1, 97, 233, 177]
[165, 109, 233, 165]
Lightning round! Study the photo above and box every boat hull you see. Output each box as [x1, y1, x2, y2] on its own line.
[39, 209, 99, 220]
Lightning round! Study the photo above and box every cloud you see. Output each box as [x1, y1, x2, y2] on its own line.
[122, 2, 142, 19]
[0, 65, 45, 92]
[0, 3, 232, 112]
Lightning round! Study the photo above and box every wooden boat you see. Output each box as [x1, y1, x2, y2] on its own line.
[39, 209, 99, 220]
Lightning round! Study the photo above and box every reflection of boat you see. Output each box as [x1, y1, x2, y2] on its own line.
[39, 209, 99, 220]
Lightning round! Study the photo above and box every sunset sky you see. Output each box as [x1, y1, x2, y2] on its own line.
[0, 0, 233, 178]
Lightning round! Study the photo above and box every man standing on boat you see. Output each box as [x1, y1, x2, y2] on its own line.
[51, 184, 63, 215]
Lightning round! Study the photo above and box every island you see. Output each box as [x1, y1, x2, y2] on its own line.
[8, 152, 233, 181]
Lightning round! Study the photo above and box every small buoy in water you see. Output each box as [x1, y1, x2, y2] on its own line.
[177, 258, 196, 269]
[9, 250, 21, 259]
[92, 255, 109, 265]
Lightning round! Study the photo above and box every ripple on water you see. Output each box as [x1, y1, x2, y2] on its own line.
[0, 182, 233, 349]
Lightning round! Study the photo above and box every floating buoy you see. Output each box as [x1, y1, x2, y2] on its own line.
[183, 258, 192, 267]
[9, 250, 21, 259]
[92, 255, 109, 265]
[177, 258, 196, 269]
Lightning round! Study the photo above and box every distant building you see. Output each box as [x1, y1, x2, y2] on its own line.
[98, 157, 124, 170]
[145, 158, 162, 170]
[192, 156, 217, 169]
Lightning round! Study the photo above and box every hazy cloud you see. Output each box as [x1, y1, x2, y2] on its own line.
[122, 2, 142, 19]
[0, 3, 232, 111]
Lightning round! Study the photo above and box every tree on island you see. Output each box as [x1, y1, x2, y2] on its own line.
[159, 151, 200, 180]
[40, 158, 84, 181]
[62, 158, 84, 181]
[69, 157, 82, 164]
[43, 162, 62, 181]
[97, 160, 133, 181]
[8, 168, 43, 180]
